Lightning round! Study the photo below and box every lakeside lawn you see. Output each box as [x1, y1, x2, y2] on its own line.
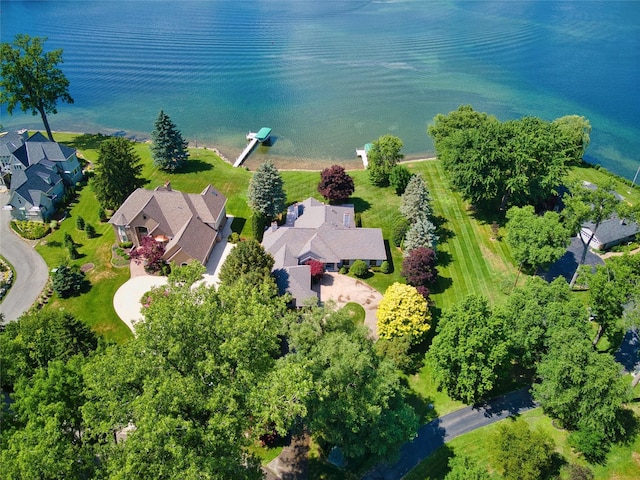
[41, 134, 638, 409]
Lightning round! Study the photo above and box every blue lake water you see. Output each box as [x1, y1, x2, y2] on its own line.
[1, 0, 639, 178]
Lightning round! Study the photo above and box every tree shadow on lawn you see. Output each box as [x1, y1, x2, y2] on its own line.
[351, 197, 371, 214]
[435, 250, 452, 268]
[230, 217, 246, 235]
[430, 275, 453, 296]
[176, 158, 213, 174]
[64, 133, 111, 151]
[432, 215, 455, 244]
[383, 240, 395, 273]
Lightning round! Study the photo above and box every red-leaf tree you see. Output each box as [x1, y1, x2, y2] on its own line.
[401, 247, 438, 287]
[130, 235, 166, 273]
[307, 259, 325, 280]
[317, 165, 355, 203]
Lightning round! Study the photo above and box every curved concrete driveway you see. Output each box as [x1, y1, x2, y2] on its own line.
[319, 272, 383, 338]
[0, 192, 49, 323]
[113, 217, 234, 333]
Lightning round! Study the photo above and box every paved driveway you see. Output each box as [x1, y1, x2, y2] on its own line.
[113, 217, 234, 333]
[319, 272, 382, 338]
[0, 192, 49, 323]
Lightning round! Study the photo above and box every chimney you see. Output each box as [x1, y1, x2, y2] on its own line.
[271, 222, 278, 232]
[164, 180, 171, 191]
[343, 212, 350, 227]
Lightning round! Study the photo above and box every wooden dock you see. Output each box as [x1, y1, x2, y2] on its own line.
[233, 135, 259, 167]
[356, 143, 373, 168]
[233, 127, 272, 167]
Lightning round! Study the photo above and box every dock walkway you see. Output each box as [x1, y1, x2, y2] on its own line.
[233, 127, 272, 167]
[233, 134, 259, 167]
[356, 148, 368, 168]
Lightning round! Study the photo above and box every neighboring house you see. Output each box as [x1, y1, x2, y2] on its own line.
[0, 129, 29, 185]
[581, 214, 640, 251]
[109, 182, 227, 266]
[262, 197, 387, 306]
[3, 132, 84, 222]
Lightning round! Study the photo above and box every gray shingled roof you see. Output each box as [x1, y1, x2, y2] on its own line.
[109, 185, 226, 263]
[13, 163, 63, 207]
[263, 198, 386, 305]
[11, 132, 76, 168]
[584, 214, 640, 246]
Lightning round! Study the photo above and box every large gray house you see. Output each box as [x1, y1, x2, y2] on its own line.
[3, 131, 83, 222]
[262, 197, 387, 306]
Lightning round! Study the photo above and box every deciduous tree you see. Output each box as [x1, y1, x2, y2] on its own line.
[92, 137, 147, 210]
[444, 455, 490, 480]
[493, 418, 556, 480]
[428, 105, 578, 211]
[563, 180, 619, 287]
[218, 239, 274, 286]
[429, 295, 509, 403]
[376, 283, 431, 342]
[286, 303, 419, 462]
[532, 325, 631, 441]
[0, 310, 97, 390]
[505, 205, 570, 285]
[401, 246, 438, 288]
[367, 134, 404, 186]
[389, 164, 412, 195]
[317, 165, 354, 203]
[248, 161, 286, 222]
[150, 109, 189, 170]
[1, 34, 73, 141]
[130, 235, 166, 273]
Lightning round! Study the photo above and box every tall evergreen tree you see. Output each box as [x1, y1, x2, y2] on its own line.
[91, 137, 146, 210]
[150, 110, 189, 171]
[400, 174, 432, 223]
[247, 161, 286, 222]
[403, 217, 438, 255]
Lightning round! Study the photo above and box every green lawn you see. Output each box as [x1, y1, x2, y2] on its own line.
[403, 403, 640, 480]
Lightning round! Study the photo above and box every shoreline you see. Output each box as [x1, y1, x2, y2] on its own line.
[51, 129, 437, 171]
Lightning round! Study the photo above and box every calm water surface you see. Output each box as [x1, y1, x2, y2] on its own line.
[1, 0, 639, 177]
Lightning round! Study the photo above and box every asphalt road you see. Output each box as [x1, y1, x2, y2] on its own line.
[0, 192, 49, 323]
[362, 387, 538, 480]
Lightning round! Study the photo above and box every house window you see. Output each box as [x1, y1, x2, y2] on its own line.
[369, 259, 377, 267]
[117, 226, 129, 243]
[341, 259, 350, 266]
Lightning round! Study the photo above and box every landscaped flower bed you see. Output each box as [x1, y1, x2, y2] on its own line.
[10, 220, 50, 239]
[0, 256, 15, 302]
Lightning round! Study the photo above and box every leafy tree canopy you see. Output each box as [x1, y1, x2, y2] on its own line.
[532, 325, 631, 441]
[444, 455, 491, 480]
[0, 309, 97, 390]
[493, 418, 556, 480]
[428, 295, 510, 403]
[376, 283, 431, 342]
[285, 303, 419, 462]
[389, 164, 413, 195]
[150, 109, 189, 171]
[247, 161, 286, 221]
[401, 246, 438, 288]
[91, 136, 147, 210]
[317, 164, 355, 203]
[1, 34, 73, 141]
[218, 239, 275, 287]
[367, 134, 404, 186]
[505, 205, 570, 271]
[428, 105, 580, 211]
[130, 235, 166, 274]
